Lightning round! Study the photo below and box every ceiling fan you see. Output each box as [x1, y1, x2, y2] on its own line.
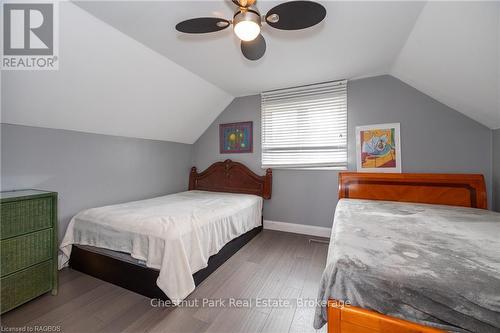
[175, 0, 326, 61]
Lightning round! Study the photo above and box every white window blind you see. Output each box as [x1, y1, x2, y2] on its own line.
[261, 80, 347, 169]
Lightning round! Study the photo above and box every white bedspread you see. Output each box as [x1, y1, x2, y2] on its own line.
[59, 190, 262, 303]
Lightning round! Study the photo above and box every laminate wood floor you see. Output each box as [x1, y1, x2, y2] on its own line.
[1, 230, 329, 333]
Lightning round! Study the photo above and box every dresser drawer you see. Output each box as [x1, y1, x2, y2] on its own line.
[1, 197, 53, 239]
[1, 260, 52, 314]
[1, 229, 53, 277]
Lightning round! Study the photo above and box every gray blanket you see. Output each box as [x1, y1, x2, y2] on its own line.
[314, 199, 500, 332]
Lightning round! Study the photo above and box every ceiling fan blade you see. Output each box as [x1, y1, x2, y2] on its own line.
[241, 34, 266, 61]
[175, 17, 230, 34]
[265, 1, 326, 30]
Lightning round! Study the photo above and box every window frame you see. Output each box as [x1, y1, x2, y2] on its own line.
[261, 80, 348, 170]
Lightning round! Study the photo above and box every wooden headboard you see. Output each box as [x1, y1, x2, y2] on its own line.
[338, 172, 487, 209]
[189, 160, 272, 199]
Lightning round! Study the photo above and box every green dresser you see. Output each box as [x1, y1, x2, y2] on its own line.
[0, 190, 58, 314]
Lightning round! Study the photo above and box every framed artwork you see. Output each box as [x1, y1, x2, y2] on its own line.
[219, 121, 253, 154]
[356, 123, 401, 173]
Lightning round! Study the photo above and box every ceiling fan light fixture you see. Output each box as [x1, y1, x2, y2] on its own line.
[175, 1, 327, 61]
[233, 10, 261, 42]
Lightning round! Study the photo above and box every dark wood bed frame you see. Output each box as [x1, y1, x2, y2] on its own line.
[328, 172, 487, 333]
[69, 160, 272, 300]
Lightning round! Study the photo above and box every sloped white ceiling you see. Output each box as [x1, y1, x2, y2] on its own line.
[391, 1, 500, 129]
[1, 2, 233, 144]
[74, 0, 499, 130]
[2, 0, 499, 140]
[74, 1, 425, 97]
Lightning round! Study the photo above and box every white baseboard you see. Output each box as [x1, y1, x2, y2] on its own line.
[263, 220, 331, 238]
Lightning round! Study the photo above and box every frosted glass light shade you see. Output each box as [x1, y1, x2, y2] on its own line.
[234, 20, 261, 41]
[233, 10, 261, 42]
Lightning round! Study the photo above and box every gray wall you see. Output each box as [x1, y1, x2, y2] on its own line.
[2, 75, 494, 235]
[193, 75, 493, 228]
[494, 129, 500, 212]
[1, 124, 193, 240]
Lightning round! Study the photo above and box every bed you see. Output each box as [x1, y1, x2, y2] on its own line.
[314, 172, 500, 333]
[59, 160, 272, 303]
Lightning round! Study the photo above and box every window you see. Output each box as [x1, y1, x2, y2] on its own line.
[261, 80, 347, 169]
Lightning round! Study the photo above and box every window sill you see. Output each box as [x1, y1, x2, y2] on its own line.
[261, 166, 348, 171]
